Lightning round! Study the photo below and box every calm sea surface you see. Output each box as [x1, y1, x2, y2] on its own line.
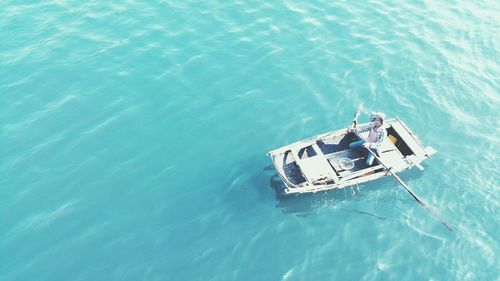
[1, 1, 499, 280]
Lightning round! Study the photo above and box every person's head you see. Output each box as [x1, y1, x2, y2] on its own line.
[370, 112, 385, 126]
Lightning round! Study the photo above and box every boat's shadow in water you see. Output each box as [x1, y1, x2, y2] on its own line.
[266, 165, 425, 217]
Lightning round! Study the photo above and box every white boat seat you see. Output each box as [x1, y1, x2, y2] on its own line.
[291, 144, 339, 183]
[378, 138, 407, 171]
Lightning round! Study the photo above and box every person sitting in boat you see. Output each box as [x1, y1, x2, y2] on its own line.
[347, 112, 387, 166]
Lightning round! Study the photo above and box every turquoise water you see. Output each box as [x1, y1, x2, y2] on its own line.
[1, 1, 499, 280]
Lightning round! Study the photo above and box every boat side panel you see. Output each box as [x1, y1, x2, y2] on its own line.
[390, 122, 428, 157]
[284, 169, 391, 194]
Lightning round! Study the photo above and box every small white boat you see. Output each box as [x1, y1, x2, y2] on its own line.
[267, 117, 436, 195]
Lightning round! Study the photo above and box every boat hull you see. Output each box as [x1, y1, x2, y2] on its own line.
[267, 118, 436, 195]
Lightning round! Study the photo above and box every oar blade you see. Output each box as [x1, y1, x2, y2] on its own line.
[353, 131, 453, 232]
[352, 103, 364, 127]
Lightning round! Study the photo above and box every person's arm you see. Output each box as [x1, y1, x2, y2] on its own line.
[357, 123, 373, 133]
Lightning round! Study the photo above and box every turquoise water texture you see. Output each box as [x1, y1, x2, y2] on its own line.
[1, 1, 499, 280]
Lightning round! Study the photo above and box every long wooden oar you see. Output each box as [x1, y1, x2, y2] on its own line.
[351, 108, 452, 231]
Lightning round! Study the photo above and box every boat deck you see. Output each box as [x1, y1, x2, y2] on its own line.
[325, 149, 370, 176]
